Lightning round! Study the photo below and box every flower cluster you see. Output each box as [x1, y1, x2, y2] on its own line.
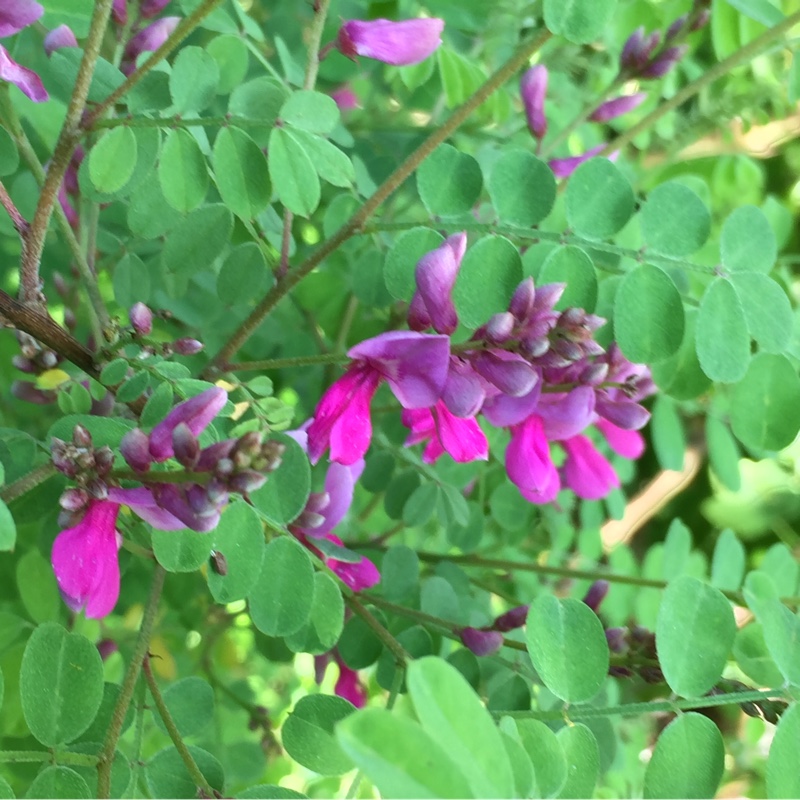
[307, 234, 654, 508]
[50, 388, 285, 618]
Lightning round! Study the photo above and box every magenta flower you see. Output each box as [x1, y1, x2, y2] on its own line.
[561, 435, 619, 500]
[51, 500, 122, 619]
[335, 18, 444, 66]
[112, 0, 127, 25]
[148, 387, 227, 461]
[330, 85, 359, 111]
[407, 233, 467, 335]
[0, 0, 48, 102]
[549, 146, 612, 179]
[140, 0, 172, 18]
[124, 16, 180, 62]
[402, 401, 488, 464]
[306, 331, 450, 465]
[590, 93, 647, 122]
[520, 65, 548, 140]
[335, 662, 367, 708]
[107, 487, 187, 531]
[506, 415, 560, 504]
[324, 534, 380, 592]
[44, 24, 78, 56]
[595, 418, 645, 460]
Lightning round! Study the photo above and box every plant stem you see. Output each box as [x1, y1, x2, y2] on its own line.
[82, 0, 227, 128]
[21, 0, 113, 305]
[495, 688, 788, 721]
[0, 750, 99, 766]
[345, 594, 410, 665]
[600, 10, 800, 158]
[0, 463, 58, 504]
[143, 657, 216, 797]
[98, 565, 166, 798]
[91, 114, 278, 130]
[304, 0, 331, 91]
[0, 180, 28, 235]
[204, 27, 552, 373]
[225, 352, 350, 373]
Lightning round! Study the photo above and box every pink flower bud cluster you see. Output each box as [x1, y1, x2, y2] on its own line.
[127, 303, 205, 356]
[50, 388, 285, 619]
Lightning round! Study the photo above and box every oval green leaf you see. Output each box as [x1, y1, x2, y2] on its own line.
[556, 724, 599, 799]
[544, 0, 616, 43]
[641, 182, 711, 257]
[710, 529, 745, 592]
[651, 309, 712, 400]
[280, 90, 340, 134]
[417, 143, 483, 217]
[730, 272, 792, 354]
[169, 45, 219, 112]
[696, 278, 751, 382]
[539, 246, 598, 311]
[88, 127, 137, 194]
[158, 129, 209, 213]
[208, 501, 265, 604]
[153, 676, 214, 738]
[284, 572, 344, 654]
[212, 126, 271, 220]
[721, 204, 777, 274]
[268, 127, 320, 217]
[767, 699, 800, 798]
[566, 159, 635, 240]
[27, 766, 90, 799]
[488, 149, 555, 226]
[383, 228, 444, 301]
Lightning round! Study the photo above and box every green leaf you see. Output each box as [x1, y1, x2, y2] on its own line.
[88, 127, 137, 194]
[207, 34, 249, 94]
[153, 676, 214, 738]
[0, 126, 19, 176]
[207, 502, 265, 604]
[152, 529, 210, 572]
[417, 144, 483, 217]
[381, 545, 420, 602]
[112, 253, 151, 309]
[145, 746, 224, 798]
[282, 694, 355, 775]
[116, 370, 150, 403]
[514, 718, 567, 798]
[284, 572, 344, 654]
[614, 264, 685, 363]
[402, 483, 439, 528]
[170, 46, 219, 112]
[158, 129, 209, 213]
[760, 543, 798, 596]
[651, 395, 685, 471]
[730, 273, 792, 353]
[488, 150, 555, 226]
[733, 623, 784, 687]
[525, 596, 609, 703]
[406, 657, 514, 797]
[384, 228, 444, 301]
[250, 433, 310, 526]
[641, 182, 711, 257]
[248, 537, 314, 636]
[140, 382, 174, 428]
[229, 78, 289, 145]
[656, 576, 736, 697]
[217, 243, 272, 306]
[290, 130, 355, 189]
[566, 159, 634, 239]
[730, 354, 800, 450]
[544, 0, 616, 43]
[538, 246, 597, 311]
[556, 724, 599, 798]
[454, 236, 522, 329]
[643, 713, 725, 798]
[662, 518, 692, 580]
[268, 127, 320, 217]
[724, 0, 785, 27]
[162, 204, 233, 278]
[280, 91, 340, 134]
[212, 127, 272, 220]
[721, 204, 777, 273]
[651, 309, 712, 400]
[127, 174, 183, 239]
[711, 529, 746, 592]
[46, 49, 124, 103]
[20, 623, 104, 746]
[27, 766, 90, 799]
[706, 416, 741, 491]
[76, 682, 133, 744]
[237, 786, 306, 799]
[696, 278, 750, 382]
[500, 729, 535, 798]
[0, 498, 16, 551]
[16, 550, 60, 624]
[768, 702, 800, 798]
[337, 708, 474, 798]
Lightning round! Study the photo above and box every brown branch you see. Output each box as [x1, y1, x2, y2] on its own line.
[0, 180, 28, 236]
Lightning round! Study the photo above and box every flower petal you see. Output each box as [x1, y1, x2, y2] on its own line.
[0, 45, 48, 102]
[0, 0, 43, 37]
[337, 18, 444, 66]
[561, 435, 620, 500]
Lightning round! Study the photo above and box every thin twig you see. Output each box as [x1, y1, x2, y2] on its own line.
[0, 180, 28, 235]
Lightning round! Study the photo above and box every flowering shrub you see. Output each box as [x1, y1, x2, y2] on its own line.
[0, 0, 799, 797]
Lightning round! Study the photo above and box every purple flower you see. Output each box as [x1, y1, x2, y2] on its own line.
[595, 418, 645, 459]
[124, 16, 180, 62]
[590, 93, 647, 123]
[335, 661, 367, 707]
[582, 580, 609, 613]
[140, 0, 172, 18]
[470, 349, 539, 397]
[561, 435, 619, 500]
[402, 401, 488, 464]
[112, 0, 127, 25]
[335, 18, 444, 66]
[323, 534, 380, 592]
[44, 24, 78, 56]
[51, 500, 122, 619]
[549, 146, 612, 179]
[407, 233, 467, 335]
[306, 331, 450, 465]
[148, 387, 227, 462]
[129, 302, 153, 336]
[441, 356, 486, 418]
[641, 45, 687, 79]
[461, 627, 504, 657]
[330, 85, 359, 111]
[506, 415, 560, 504]
[520, 65, 548, 140]
[493, 605, 529, 632]
[620, 27, 661, 73]
[0, 45, 47, 102]
[107, 486, 187, 531]
[0, 0, 43, 37]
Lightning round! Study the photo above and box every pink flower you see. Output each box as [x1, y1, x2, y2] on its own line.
[330, 85, 359, 111]
[595, 418, 645, 459]
[407, 233, 467, 335]
[520, 65, 548, 140]
[306, 331, 450, 465]
[335, 662, 367, 708]
[148, 387, 227, 462]
[402, 401, 488, 464]
[335, 18, 444, 66]
[324, 534, 380, 592]
[549, 146, 612, 179]
[506, 415, 560, 504]
[124, 16, 180, 62]
[140, 0, 172, 18]
[590, 93, 647, 122]
[112, 0, 127, 25]
[44, 24, 78, 56]
[561, 435, 619, 500]
[0, 0, 43, 37]
[51, 500, 122, 619]
[0, 45, 47, 102]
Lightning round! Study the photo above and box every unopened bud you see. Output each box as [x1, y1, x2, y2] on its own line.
[139, 0, 171, 17]
[173, 338, 204, 355]
[53, 272, 69, 299]
[94, 446, 115, 476]
[305, 491, 331, 515]
[605, 627, 628, 653]
[665, 14, 688, 41]
[641, 45, 687, 79]
[492, 605, 529, 632]
[72, 424, 92, 449]
[582, 580, 609, 612]
[639, 666, 665, 684]
[485, 312, 515, 344]
[172, 422, 200, 469]
[97, 639, 119, 661]
[86, 478, 108, 500]
[64, 309, 77, 331]
[229, 470, 268, 495]
[509, 278, 535, 321]
[460, 627, 504, 657]
[690, 9, 711, 31]
[293, 509, 327, 530]
[215, 458, 234, 478]
[12, 356, 36, 373]
[520, 65, 548, 140]
[59, 488, 89, 511]
[589, 93, 647, 123]
[44, 24, 78, 56]
[129, 302, 153, 336]
[121, 429, 152, 472]
[40, 350, 58, 369]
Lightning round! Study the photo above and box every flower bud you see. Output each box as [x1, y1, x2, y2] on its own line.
[509, 278, 536, 321]
[124, 16, 180, 61]
[666, 14, 688, 41]
[12, 356, 36, 373]
[641, 45, 687, 79]
[149, 387, 227, 461]
[215, 458, 234, 478]
[229, 470, 268, 495]
[196, 439, 237, 472]
[589, 92, 647, 123]
[86, 478, 109, 500]
[72, 424, 93, 449]
[139, 0, 172, 18]
[492, 604, 529, 632]
[335, 18, 444, 66]
[484, 312, 516, 344]
[173, 337, 204, 355]
[605, 627, 628, 653]
[59, 488, 89, 512]
[121, 429, 152, 472]
[520, 65, 548, 140]
[172, 422, 200, 469]
[582, 580, 609, 612]
[330, 85, 359, 111]
[44, 24, 78, 56]
[129, 302, 153, 336]
[691, 9, 711, 31]
[112, 0, 127, 25]
[460, 627, 504, 657]
[97, 639, 119, 661]
[94, 446, 115, 476]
